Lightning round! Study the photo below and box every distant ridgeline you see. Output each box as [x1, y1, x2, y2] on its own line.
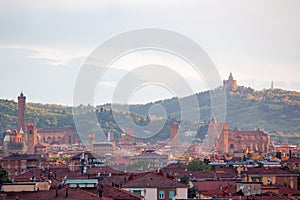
[1, 86, 300, 143]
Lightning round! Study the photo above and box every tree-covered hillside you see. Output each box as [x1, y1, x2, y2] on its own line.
[125, 87, 300, 133]
[1, 87, 300, 144]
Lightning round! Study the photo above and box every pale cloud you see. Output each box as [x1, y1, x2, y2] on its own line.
[0, 0, 299, 104]
[0, 45, 90, 66]
[98, 81, 117, 88]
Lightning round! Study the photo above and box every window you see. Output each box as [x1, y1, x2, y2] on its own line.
[159, 190, 165, 199]
[169, 190, 175, 199]
[69, 136, 72, 144]
[133, 190, 141, 195]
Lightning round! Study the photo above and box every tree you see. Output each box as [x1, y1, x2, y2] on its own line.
[179, 174, 189, 184]
[188, 186, 198, 198]
[0, 165, 10, 183]
[186, 159, 214, 172]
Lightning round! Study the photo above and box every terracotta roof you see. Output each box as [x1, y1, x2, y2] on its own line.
[122, 173, 187, 188]
[99, 174, 130, 186]
[71, 151, 103, 160]
[38, 127, 74, 133]
[131, 151, 168, 159]
[281, 157, 300, 163]
[35, 143, 47, 148]
[86, 166, 123, 175]
[162, 166, 237, 180]
[83, 185, 143, 200]
[15, 168, 44, 181]
[1, 154, 46, 161]
[0, 188, 111, 200]
[247, 167, 299, 176]
[278, 185, 300, 195]
[230, 196, 292, 200]
[230, 130, 268, 136]
[192, 180, 236, 193]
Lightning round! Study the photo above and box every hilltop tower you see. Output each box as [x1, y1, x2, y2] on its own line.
[18, 92, 26, 133]
[223, 72, 237, 91]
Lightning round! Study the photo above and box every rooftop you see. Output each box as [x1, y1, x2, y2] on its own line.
[122, 173, 187, 188]
[38, 127, 74, 133]
[1, 154, 46, 161]
[246, 167, 299, 176]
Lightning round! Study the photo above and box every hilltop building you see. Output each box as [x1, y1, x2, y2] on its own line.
[223, 72, 237, 91]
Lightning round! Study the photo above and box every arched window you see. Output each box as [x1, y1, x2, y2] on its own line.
[230, 144, 234, 149]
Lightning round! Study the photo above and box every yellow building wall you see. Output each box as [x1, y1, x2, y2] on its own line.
[176, 188, 188, 199]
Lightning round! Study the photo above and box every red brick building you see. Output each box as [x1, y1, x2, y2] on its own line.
[216, 123, 271, 154]
[223, 72, 237, 91]
[37, 127, 79, 145]
[0, 154, 47, 180]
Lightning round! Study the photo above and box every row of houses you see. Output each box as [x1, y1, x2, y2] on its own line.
[2, 152, 300, 199]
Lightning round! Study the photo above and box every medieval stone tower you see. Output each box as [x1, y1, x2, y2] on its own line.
[170, 122, 179, 141]
[88, 133, 95, 153]
[207, 116, 218, 150]
[26, 122, 37, 154]
[18, 92, 26, 133]
[216, 122, 229, 153]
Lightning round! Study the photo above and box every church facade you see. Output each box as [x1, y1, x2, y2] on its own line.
[215, 122, 271, 154]
[1, 92, 79, 155]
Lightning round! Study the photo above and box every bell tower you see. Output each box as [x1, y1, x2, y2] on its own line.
[18, 92, 26, 133]
[26, 122, 37, 155]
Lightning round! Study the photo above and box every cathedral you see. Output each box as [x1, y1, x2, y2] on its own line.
[213, 120, 271, 154]
[2, 92, 37, 155]
[1, 92, 79, 155]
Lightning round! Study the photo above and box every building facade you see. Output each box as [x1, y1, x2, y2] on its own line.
[223, 72, 237, 91]
[216, 123, 270, 154]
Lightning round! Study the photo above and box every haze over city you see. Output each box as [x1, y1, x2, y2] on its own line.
[0, 0, 299, 105]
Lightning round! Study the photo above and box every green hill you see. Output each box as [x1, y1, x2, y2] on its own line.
[1, 87, 300, 144]
[126, 87, 300, 133]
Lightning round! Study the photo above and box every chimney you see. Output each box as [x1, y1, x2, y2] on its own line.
[65, 188, 69, 198]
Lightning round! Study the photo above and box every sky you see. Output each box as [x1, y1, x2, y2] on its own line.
[0, 0, 299, 105]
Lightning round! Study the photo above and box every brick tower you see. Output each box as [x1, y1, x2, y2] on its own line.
[18, 92, 26, 133]
[170, 122, 179, 141]
[206, 116, 218, 151]
[216, 122, 229, 153]
[88, 133, 95, 153]
[26, 122, 37, 154]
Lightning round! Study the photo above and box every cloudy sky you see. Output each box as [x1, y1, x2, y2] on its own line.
[0, 0, 299, 105]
